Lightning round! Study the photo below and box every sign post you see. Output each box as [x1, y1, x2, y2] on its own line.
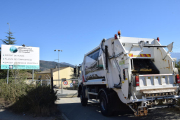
[7, 70, 9, 84]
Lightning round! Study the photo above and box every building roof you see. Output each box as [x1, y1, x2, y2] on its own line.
[36, 66, 71, 74]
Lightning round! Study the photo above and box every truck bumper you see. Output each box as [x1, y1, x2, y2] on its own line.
[130, 95, 180, 103]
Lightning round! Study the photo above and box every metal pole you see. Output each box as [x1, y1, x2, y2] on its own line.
[7, 70, 9, 84]
[7, 23, 10, 31]
[54, 49, 62, 93]
[32, 69, 34, 82]
[58, 51, 60, 88]
[58, 50, 63, 94]
[61, 79, 63, 93]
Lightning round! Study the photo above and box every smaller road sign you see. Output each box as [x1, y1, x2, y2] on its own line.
[70, 83, 73, 87]
[63, 81, 68, 85]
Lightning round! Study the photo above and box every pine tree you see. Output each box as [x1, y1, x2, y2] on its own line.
[0, 23, 16, 79]
[1, 31, 16, 45]
[0, 23, 16, 59]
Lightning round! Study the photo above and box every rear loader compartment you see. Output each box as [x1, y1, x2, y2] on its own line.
[131, 59, 159, 74]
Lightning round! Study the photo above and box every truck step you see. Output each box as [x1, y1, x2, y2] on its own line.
[114, 84, 121, 89]
[88, 92, 98, 95]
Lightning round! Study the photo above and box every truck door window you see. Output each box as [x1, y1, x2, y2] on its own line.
[85, 49, 105, 80]
[88, 49, 100, 61]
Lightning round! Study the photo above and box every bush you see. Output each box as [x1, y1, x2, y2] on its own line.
[9, 86, 57, 116]
[0, 79, 32, 103]
[0, 79, 57, 116]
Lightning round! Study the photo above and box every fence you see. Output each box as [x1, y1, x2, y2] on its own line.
[26, 79, 79, 90]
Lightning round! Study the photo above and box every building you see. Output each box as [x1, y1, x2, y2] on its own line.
[35, 66, 75, 88]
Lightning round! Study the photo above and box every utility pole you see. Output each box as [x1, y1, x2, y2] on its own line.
[54, 49, 63, 93]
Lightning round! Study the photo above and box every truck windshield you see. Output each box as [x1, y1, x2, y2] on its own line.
[131, 59, 159, 74]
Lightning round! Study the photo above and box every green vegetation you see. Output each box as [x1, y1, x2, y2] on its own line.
[0, 68, 8, 79]
[0, 79, 58, 116]
[0, 27, 16, 79]
[0, 60, 58, 116]
[1, 31, 16, 45]
[0, 79, 31, 103]
[0, 24, 58, 116]
[0, 65, 57, 116]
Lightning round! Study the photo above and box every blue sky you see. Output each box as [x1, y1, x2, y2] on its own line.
[0, 0, 180, 65]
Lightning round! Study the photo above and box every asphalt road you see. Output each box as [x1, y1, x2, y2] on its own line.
[56, 97, 180, 120]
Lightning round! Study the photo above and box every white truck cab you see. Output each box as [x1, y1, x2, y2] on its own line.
[77, 31, 180, 116]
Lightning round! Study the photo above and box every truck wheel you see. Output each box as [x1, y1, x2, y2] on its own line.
[80, 90, 87, 106]
[100, 92, 112, 116]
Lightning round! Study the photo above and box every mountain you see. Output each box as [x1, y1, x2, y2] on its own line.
[40, 60, 75, 71]
[171, 52, 180, 61]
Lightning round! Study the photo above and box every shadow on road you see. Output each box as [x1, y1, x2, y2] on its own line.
[57, 98, 180, 120]
[0, 109, 56, 120]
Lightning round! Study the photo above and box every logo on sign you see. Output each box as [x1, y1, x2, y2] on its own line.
[9, 46, 18, 53]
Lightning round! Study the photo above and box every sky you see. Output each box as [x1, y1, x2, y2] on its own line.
[0, 0, 180, 65]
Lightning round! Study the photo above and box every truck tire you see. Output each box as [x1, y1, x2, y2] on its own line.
[80, 89, 87, 106]
[100, 92, 112, 116]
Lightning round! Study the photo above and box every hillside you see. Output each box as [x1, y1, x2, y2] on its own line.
[40, 60, 75, 71]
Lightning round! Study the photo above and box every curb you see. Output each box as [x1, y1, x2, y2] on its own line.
[57, 93, 77, 98]
[62, 113, 69, 120]
[174, 105, 180, 110]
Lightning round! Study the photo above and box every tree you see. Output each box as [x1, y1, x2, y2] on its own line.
[0, 59, 7, 79]
[0, 24, 16, 80]
[1, 31, 16, 45]
[0, 23, 16, 59]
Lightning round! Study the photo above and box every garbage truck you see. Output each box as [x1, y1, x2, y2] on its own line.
[76, 31, 180, 116]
